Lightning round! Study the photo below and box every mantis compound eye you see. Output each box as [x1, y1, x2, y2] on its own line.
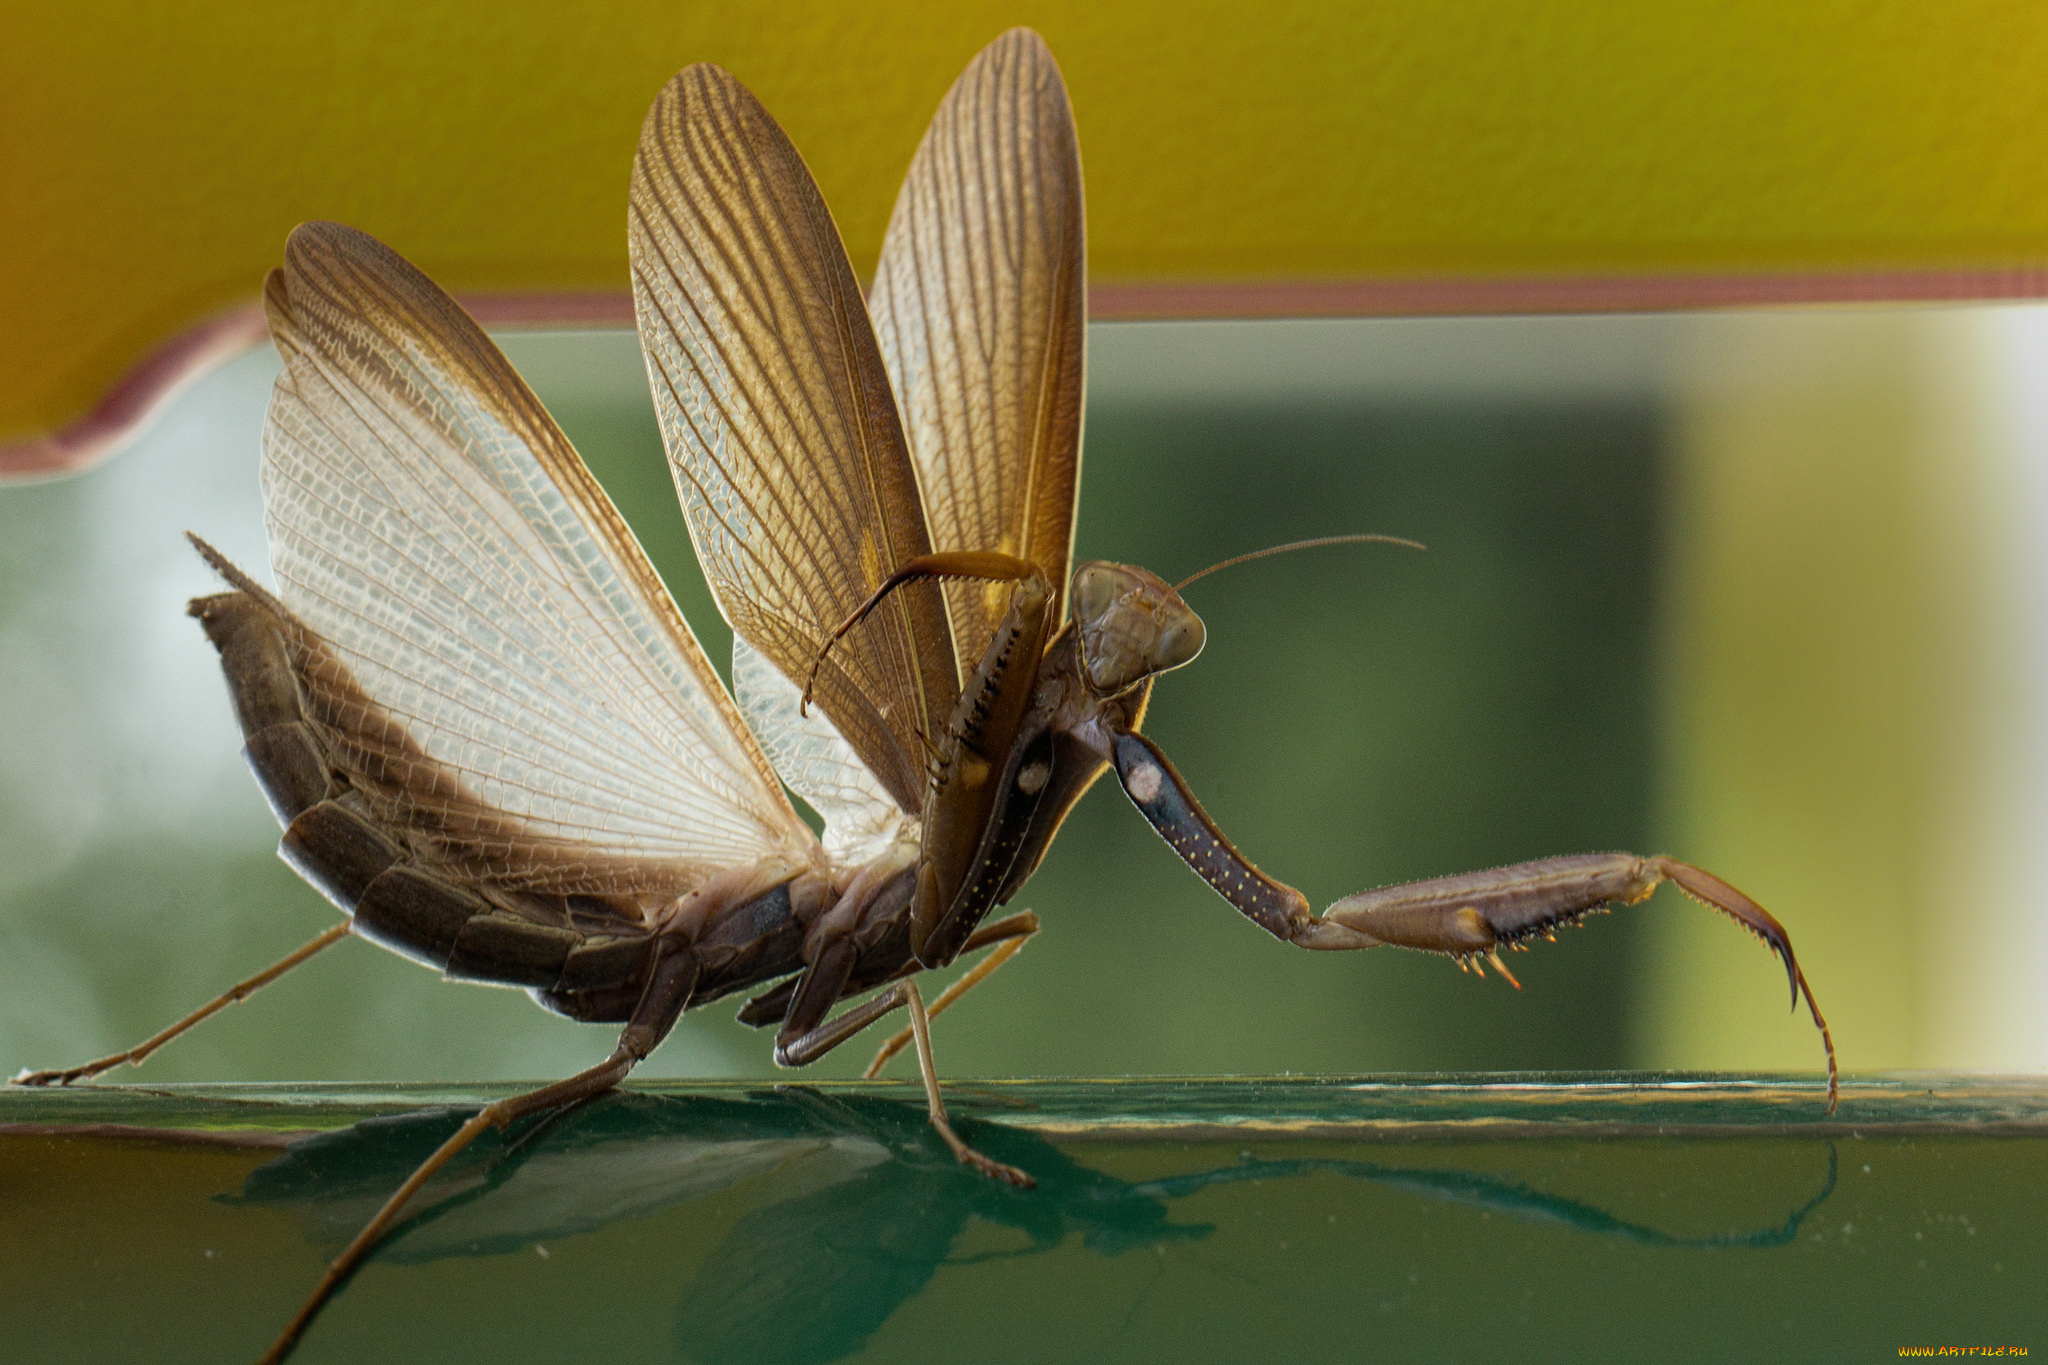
[1149, 611, 1205, 674]
[1071, 563, 1119, 626]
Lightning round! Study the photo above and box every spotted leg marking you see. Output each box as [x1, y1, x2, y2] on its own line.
[1111, 730, 1837, 1112]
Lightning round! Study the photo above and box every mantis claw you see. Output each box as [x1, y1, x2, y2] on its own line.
[1320, 852, 1838, 1113]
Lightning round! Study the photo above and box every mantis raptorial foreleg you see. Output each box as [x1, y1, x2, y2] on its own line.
[1108, 729, 1839, 1111]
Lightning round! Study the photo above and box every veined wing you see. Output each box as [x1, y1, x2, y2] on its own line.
[259, 221, 811, 893]
[731, 636, 910, 866]
[630, 63, 957, 817]
[870, 27, 1086, 676]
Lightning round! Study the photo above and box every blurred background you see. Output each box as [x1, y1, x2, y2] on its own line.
[3, 307, 2043, 1084]
[7, 1, 2048, 1089]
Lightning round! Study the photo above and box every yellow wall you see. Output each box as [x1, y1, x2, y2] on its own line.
[8, 2, 2048, 444]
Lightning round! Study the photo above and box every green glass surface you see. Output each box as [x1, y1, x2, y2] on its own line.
[2, 1074, 2038, 1363]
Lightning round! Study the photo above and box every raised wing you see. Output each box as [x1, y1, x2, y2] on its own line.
[259, 221, 811, 893]
[731, 636, 910, 866]
[869, 27, 1086, 676]
[630, 62, 957, 817]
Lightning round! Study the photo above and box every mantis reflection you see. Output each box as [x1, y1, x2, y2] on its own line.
[232, 1090, 1839, 1365]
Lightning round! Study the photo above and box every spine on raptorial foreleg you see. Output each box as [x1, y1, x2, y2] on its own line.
[1321, 853, 1659, 954]
[1318, 849, 1838, 1111]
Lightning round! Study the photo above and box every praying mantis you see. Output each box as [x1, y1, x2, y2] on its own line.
[13, 29, 1834, 1363]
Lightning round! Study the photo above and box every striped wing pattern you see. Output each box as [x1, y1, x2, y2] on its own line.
[630, 63, 959, 818]
[260, 221, 810, 894]
[731, 635, 909, 866]
[870, 28, 1086, 676]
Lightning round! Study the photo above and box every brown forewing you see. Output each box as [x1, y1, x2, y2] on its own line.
[630, 63, 959, 816]
[869, 28, 1086, 678]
